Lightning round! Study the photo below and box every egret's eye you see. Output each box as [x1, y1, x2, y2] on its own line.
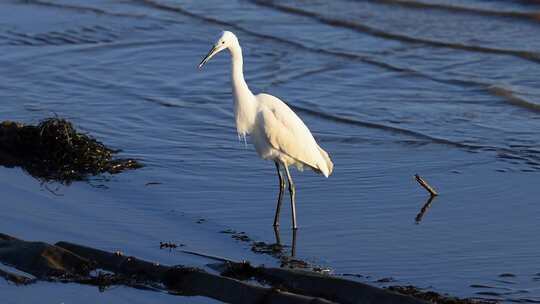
[222, 41, 225, 44]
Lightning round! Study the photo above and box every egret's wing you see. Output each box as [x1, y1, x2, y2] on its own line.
[257, 99, 323, 171]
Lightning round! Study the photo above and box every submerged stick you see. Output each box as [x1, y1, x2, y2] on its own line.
[179, 249, 235, 263]
[414, 174, 438, 196]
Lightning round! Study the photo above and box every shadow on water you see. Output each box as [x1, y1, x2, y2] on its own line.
[415, 196, 436, 224]
[223, 227, 314, 270]
[273, 226, 296, 257]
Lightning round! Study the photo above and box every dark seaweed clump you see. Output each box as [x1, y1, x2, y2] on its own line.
[0, 118, 141, 183]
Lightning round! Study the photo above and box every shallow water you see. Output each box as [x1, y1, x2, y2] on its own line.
[1, 0, 539, 303]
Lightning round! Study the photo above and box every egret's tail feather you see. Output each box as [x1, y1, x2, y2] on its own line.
[317, 146, 333, 177]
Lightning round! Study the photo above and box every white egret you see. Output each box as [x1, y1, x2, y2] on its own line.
[198, 31, 333, 229]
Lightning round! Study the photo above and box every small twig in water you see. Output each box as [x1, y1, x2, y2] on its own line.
[415, 174, 438, 196]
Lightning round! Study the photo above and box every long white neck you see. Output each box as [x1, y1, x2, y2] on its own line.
[229, 43, 256, 137]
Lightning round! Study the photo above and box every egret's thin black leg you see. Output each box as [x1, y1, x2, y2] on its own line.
[284, 165, 297, 230]
[273, 162, 285, 227]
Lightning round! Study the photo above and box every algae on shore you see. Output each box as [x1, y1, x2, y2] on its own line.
[0, 118, 141, 183]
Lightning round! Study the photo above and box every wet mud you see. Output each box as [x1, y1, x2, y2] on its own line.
[0, 232, 497, 303]
[0, 233, 423, 304]
[216, 229, 495, 304]
[388, 286, 494, 304]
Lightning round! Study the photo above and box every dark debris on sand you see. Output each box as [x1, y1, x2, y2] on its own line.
[0, 118, 141, 183]
[0, 233, 502, 304]
[221, 230, 495, 303]
[387, 286, 497, 304]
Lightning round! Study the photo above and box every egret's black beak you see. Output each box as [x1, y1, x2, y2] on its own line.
[198, 45, 218, 69]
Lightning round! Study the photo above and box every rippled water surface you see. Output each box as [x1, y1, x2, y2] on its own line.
[1, 0, 540, 303]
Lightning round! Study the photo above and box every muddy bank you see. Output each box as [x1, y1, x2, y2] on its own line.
[0, 233, 420, 303]
[215, 228, 495, 304]
[0, 233, 494, 304]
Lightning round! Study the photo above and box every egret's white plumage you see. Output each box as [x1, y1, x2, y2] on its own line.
[198, 31, 333, 229]
[253, 93, 333, 177]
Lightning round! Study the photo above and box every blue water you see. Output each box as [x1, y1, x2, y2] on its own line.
[1, 0, 540, 303]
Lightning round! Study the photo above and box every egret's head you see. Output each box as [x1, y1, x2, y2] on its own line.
[198, 31, 238, 69]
